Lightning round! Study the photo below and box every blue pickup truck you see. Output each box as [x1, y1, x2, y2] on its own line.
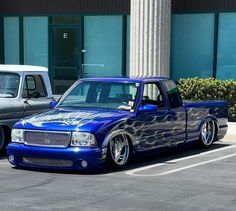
[7, 77, 228, 170]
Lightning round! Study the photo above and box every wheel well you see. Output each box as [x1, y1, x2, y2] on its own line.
[213, 121, 218, 141]
[202, 119, 218, 141]
[105, 132, 134, 154]
[202, 118, 218, 136]
[0, 125, 11, 142]
[124, 134, 134, 153]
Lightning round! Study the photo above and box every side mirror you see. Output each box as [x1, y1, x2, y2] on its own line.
[139, 104, 158, 112]
[49, 100, 57, 109]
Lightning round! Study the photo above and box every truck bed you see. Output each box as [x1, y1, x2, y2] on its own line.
[183, 100, 228, 142]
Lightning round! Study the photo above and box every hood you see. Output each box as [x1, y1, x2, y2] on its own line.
[15, 107, 132, 132]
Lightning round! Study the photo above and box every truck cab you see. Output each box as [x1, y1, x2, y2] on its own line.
[136, 78, 186, 150]
[0, 65, 54, 153]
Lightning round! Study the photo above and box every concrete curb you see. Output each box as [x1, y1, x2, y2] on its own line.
[223, 122, 236, 141]
[227, 122, 236, 134]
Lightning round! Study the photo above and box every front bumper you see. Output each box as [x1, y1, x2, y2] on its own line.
[7, 143, 106, 171]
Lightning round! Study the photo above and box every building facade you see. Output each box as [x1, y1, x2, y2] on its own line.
[0, 0, 131, 94]
[0, 0, 236, 94]
[172, 0, 236, 81]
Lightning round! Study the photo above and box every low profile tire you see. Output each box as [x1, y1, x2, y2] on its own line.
[0, 126, 7, 155]
[107, 133, 131, 169]
[199, 120, 216, 147]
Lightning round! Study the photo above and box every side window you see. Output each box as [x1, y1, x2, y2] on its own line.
[97, 83, 137, 105]
[108, 84, 136, 102]
[142, 83, 165, 108]
[22, 75, 48, 98]
[162, 80, 182, 108]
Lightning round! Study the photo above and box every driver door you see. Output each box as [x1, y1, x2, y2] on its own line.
[135, 82, 172, 151]
[22, 74, 51, 117]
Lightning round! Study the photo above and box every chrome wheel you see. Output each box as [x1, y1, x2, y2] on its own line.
[200, 121, 215, 147]
[109, 134, 130, 167]
[0, 126, 5, 151]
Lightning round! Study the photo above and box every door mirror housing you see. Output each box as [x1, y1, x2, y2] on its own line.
[139, 104, 158, 112]
[49, 100, 57, 109]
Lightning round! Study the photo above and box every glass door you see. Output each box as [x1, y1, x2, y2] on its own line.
[51, 27, 81, 94]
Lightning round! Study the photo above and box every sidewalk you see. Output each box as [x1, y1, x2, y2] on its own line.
[223, 122, 236, 141]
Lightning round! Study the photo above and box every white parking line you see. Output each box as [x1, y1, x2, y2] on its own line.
[126, 145, 236, 177]
[0, 162, 9, 165]
[0, 159, 9, 165]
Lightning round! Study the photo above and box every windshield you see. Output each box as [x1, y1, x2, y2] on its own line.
[58, 81, 139, 110]
[0, 73, 20, 98]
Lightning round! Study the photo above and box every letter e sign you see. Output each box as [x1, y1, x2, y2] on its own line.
[63, 33, 68, 39]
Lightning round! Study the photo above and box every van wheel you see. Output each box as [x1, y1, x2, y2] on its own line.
[107, 134, 130, 169]
[0, 126, 6, 154]
[199, 120, 215, 147]
[0, 126, 10, 155]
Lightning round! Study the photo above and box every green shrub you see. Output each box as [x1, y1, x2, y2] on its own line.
[177, 78, 236, 122]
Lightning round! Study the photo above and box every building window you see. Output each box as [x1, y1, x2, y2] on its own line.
[217, 13, 236, 80]
[51, 16, 80, 24]
[171, 14, 215, 80]
[4, 17, 20, 64]
[23, 17, 48, 67]
[126, 16, 130, 76]
[0, 18, 4, 64]
[83, 16, 123, 77]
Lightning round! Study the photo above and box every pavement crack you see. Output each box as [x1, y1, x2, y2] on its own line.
[0, 177, 55, 195]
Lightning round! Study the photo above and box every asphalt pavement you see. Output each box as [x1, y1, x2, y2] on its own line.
[0, 123, 235, 211]
[0, 137, 236, 211]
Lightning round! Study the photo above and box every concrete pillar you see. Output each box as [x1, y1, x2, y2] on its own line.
[130, 0, 171, 77]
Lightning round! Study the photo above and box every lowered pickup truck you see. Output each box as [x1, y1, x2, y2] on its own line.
[0, 65, 54, 153]
[7, 77, 228, 170]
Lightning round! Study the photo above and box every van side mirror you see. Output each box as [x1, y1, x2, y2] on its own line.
[49, 100, 57, 109]
[139, 104, 158, 112]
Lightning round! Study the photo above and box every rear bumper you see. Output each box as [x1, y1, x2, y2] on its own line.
[7, 143, 105, 171]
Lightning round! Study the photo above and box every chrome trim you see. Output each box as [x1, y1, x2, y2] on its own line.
[22, 157, 73, 167]
[23, 130, 71, 148]
[201, 121, 215, 146]
[109, 133, 130, 166]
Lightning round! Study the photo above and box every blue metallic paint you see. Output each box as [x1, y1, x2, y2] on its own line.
[7, 143, 104, 170]
[7, 77, 228, 171]
[14, 107, 134, 147]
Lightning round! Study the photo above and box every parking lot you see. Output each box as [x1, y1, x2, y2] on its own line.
[0, 139, 236, 211]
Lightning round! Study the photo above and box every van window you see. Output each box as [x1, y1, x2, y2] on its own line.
[23, 75, 47, 98]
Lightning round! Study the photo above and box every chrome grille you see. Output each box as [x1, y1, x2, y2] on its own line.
[22, 157, 73, 167]
[24, 131, 71, 148]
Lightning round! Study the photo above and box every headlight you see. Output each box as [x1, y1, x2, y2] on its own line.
[11, 129, 24, 143]
[71, 132, 97, 147]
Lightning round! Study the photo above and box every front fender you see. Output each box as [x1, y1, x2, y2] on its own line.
[101, 129, 136, 152]
[0, 118, 20, 128]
